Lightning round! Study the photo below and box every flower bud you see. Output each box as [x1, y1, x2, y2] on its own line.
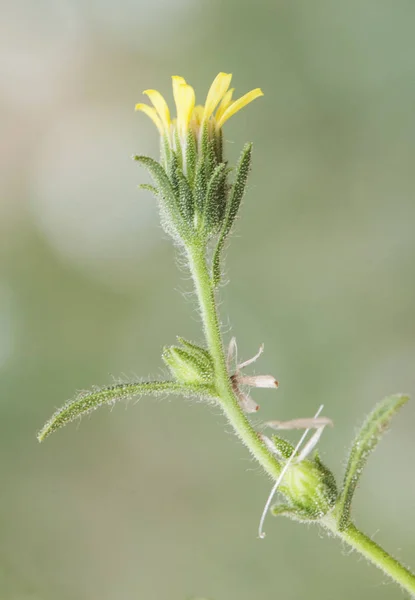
[280, 454, 337, 521]
[162, 340, 214, 385]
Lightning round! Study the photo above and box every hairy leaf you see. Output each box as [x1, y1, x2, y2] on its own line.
[337, 394, 409, 530]
[38, 381, 215, 442]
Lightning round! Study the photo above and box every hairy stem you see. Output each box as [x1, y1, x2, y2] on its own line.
[187, 244, 281, 481]
[324, 518, 415, 597]
[188, 243, 415, 594]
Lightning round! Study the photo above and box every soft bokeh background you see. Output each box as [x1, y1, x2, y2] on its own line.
[1, 0, 415, 598]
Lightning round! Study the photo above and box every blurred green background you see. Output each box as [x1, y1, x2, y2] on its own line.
[1, 0, 415, 598]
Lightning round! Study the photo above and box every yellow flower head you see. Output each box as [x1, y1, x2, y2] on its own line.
[135, 72, 263, 143]
[133, 74, 261, 246]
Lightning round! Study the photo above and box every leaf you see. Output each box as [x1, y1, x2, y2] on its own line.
[37, 381, 215, 442]
[212, 143, 252, 286]
[337, 393, 409, 530]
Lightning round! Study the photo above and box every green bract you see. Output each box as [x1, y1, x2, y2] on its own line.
[270, 435, 337, 522]
[133, 137, 252, 289]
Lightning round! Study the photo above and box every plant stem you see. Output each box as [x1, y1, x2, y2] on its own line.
[187, 244, 281, 481]
[188, 243, 415, 596]
[324, 518, 415, 597]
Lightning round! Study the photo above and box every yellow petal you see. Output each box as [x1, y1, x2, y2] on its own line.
[192, 104, 205, 125]
[216, 88, 264, 128]
[176, 84, 195, 138]
[135, 103, 163, 135]
[214, 87, 234, 123]
[203, 72, 232, 121]
[143, 89, 171, 133]
[172, 76, 187, 115]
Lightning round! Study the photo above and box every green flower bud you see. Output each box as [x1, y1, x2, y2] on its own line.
[279, 454, 338, 521]
[162, 339, 215, 385]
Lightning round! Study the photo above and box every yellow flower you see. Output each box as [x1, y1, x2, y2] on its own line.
[135, 72, 263, 142]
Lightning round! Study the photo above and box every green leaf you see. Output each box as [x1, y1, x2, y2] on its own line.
[337, 394, 409, 531]
[212, 143, 252, 286]
[37, 381, 215, 442]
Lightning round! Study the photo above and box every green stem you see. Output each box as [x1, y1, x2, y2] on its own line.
[188, 243, 415, 596]
[325, 519, 415, 597]
[187, 244, 281, 481]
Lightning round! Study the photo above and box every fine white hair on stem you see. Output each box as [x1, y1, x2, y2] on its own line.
[258, 404, 324, 540]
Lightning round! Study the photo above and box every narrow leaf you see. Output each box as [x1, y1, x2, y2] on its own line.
[38, 381, 215, 442]
[212, 143, 252, 286]
[337, 394, 409, 530]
